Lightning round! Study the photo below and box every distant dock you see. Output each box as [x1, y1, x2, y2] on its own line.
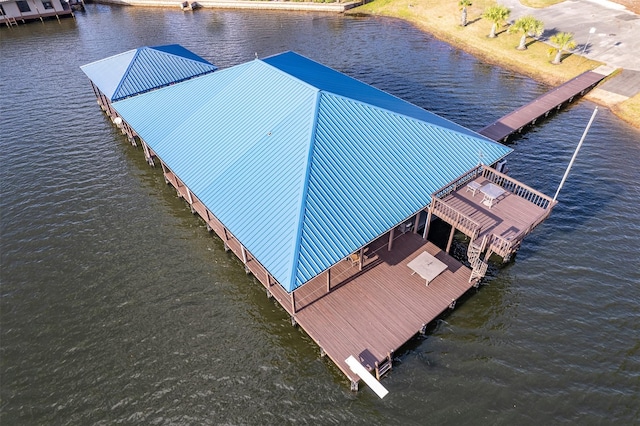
[95, 0, 364, 12]
[479, 67, 613, 142]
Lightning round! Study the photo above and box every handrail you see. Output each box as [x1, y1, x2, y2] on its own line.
[431, 198, 481, 239]
[486, 233, 513, 257]
[432, 164, 483, 200]
[481, 165, 556, 210]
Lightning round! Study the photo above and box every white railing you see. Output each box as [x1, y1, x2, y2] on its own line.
[431, 198, 481, 240]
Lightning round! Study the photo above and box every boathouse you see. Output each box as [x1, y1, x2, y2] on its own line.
[85, 51, 556, 392]
[80, 45, 217, 147]
[0, 0, 73, 26]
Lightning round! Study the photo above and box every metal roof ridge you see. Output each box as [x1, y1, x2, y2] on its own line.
[148, 44, 214, 66]
[257, 56, 321, 94]
[111, 47, 147, 102]
[79, 48, 137, 70]
[285, 90, 322, 293]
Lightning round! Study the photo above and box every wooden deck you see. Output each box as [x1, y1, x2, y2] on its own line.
[429, 164, 555, 260]
[160, 163, 479, 385]
[0, 9, 74, 26]
[443, 176, 547, 249]
[479, 70, 608, 142]
[293, 232, 476, 384]
[160, 159, 559, 387]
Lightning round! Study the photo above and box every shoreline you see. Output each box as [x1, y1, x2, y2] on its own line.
[348, 0, 640, 129]
[92, 0, 640, 129]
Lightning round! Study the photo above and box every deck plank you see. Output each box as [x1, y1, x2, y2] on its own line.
[294, 232, 476, 382]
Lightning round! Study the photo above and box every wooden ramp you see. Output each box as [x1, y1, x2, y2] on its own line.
[479, 69, 609, 142]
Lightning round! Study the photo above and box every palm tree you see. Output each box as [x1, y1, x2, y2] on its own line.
[459, 0, 472, 27]
[509, 15, 544, 50]
[483, 4, 510, 38]
[549, 32, 577, 64]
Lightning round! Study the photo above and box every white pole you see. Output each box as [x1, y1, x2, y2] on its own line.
[581, 27, 596, 57]
[553, 107, 598, 202]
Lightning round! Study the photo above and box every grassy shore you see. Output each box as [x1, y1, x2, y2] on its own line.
[348, 0, 640, 129]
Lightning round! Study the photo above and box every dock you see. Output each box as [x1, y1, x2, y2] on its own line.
[160, 161, 555, 388]
[479, 68, 612, 142]
[84, 50, 558, 392]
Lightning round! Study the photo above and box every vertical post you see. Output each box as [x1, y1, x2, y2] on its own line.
[413, 212, 421, 234]
[446, 221, 458, 253]
[423, 206, 433, 240]
[186, 188, 194, 205]
[326, 268, 331, 293]
[553, 107, 598, 202]
[291, 290, 296, 314]
[241, 245, 247, 264]
[387, 228, 395, 251]
[222, 228, 229, 252]
[358, 247, 364, 271]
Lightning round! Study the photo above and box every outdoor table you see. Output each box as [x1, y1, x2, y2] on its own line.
[480, 183, 506, 208]
[407, 251, 448, 286]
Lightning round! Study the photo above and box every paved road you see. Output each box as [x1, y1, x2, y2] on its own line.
[501, 0, 640, 72]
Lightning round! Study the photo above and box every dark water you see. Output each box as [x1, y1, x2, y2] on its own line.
[1, 5, 639, 424]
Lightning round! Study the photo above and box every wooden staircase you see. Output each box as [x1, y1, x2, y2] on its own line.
[468, 235, 489, 283]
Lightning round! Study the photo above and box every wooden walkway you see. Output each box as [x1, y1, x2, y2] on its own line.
[479, 70, 608, 142]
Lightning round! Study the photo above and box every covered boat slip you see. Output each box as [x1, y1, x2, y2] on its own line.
[85, 49, 558, 391]
[163, 162, 478, 385]
[160, 159, 554, 386]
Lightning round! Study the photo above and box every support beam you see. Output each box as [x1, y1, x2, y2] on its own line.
[242, 248, 248, 264]
[446, 221, 458, 253]
[326, 268, 331, 293]
[387, 228, 395, 251]
[413, 212, 421, 234]
[223, 228, 230, 252]
[423, 207, 433, 240]
[291, 290, 296, 314]
[484, 249, 493, 262]
[358, 247, 364, 271]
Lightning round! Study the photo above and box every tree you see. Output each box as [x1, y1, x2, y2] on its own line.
[459, 0, 472, 27]
[509, 15, 544, 50]
[483, 4, 510, 38]
[549, 32, 577, 64]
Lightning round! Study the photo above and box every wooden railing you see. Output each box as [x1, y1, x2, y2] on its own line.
[486, 233, 514, 258]
[431, 164, 556, 260]
[481, 165, 556, 211]
[431, 198, 481, 240]
[432, 164, 484, 200]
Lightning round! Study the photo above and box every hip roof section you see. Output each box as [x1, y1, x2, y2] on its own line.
[80, 44, 216, 102]
[112, 51, 511, 292]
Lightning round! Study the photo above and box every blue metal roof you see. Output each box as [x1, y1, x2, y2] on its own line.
[263, 51, 480, 139]
[113, 52, 512, 292]
[80, 45, 216, 101]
